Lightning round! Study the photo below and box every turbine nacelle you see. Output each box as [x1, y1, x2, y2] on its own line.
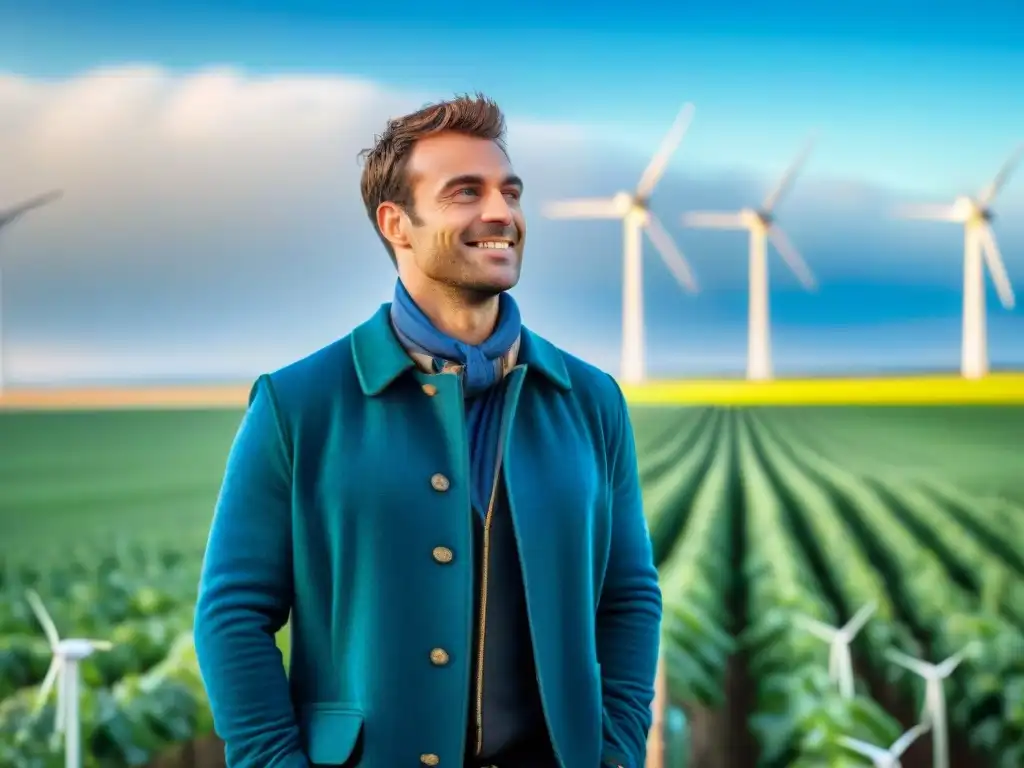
[614, 191, 646, 216]
[948, 196, 992, 223]
[56, 638, 111, 661]
[740, 208, 773, 229]
[634, 198, 652, 211]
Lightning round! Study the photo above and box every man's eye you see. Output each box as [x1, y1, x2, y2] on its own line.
[456, 188, 478, 197]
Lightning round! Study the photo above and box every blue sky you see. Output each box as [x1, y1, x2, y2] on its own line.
[1, 0, 1023, 383]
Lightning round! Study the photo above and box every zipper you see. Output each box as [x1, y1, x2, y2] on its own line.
[497, 368, 567, 768]
[474, 416, 507, 755]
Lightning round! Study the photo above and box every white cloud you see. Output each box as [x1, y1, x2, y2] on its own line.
[1, 67, 592, 271]
[0, 65, 1021, 384]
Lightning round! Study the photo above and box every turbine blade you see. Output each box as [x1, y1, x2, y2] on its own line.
[34, 657, 62, 712]
[767, 227, 816, 290]
[978, 143, 1024, 206]
[681, 211, 745, 229]
[891, 721, 929, 755]
[25, 590, 61, 648]
[542, 198, 622, 220]
[977, 225, 1016, 309]
[635, 102, 695, 199]
[794, 615, 838, 640]
[644, 213, 698, 292]
[0, 190, 62, 229]
[839, 736, 888, 760]
[843, 601, 877, 636]
[87, 639, 115, 651]
[884, 648, 933, 677]
[762, 132, 817, 212]
[937, 643, 976, 676]
[892, 203, 959, 221]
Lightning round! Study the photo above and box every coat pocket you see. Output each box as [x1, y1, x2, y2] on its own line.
[299, 703, 365, 766]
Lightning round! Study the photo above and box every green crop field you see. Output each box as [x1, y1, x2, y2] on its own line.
[1, 404, 1023, 767]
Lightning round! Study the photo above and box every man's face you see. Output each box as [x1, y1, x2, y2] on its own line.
[398, 132, 525, 296]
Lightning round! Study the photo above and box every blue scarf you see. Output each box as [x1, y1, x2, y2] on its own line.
[390, 279, 522, 517]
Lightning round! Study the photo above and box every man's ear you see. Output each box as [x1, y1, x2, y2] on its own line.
[377, 202, 412, 251]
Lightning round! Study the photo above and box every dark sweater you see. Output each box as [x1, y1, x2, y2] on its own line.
[463, 421, 558, 766]
[397, 342, 559, 765]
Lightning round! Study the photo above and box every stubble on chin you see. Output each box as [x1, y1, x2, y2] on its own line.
[424, 228, 521, 298]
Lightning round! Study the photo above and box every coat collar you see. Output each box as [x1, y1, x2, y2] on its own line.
[352, 303, 571, 396]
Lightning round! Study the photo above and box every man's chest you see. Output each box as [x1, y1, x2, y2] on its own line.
[288, 379, 613, 576]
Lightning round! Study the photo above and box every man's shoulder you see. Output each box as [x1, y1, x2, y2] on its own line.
[257, 333, 358, 408]
[525, 330, 625, 414]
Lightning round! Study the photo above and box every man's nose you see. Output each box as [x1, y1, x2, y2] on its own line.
[480, 189, 513, 223]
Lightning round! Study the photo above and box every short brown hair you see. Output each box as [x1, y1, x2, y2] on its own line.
[358, 93, 508, 264]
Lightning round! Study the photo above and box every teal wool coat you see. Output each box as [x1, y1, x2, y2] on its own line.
[194, 305, 663, 768]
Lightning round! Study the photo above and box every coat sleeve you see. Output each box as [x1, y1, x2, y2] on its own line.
[194, 375, 309, 768]
[596, 376, 663, 768]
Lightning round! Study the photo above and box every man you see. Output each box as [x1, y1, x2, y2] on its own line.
[194, 93, 662, 768]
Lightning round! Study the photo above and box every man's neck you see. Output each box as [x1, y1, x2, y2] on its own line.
[401, 276, 500, 346]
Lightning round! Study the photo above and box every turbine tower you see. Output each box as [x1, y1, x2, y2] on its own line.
[795, 601, 876, 699]
[885, 644, 978, 768]
[26, 589, 113, 768]
[681, 135, 818, 381]
[839, 721, 930, 768]
[543, 103, 699, 384]
[894, 144, 1020, 379]
[0, 190, 63, 398]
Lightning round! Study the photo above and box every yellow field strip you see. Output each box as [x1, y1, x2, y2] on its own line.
[0, 374, 1022, 411]
[621, 373, 1024, 405]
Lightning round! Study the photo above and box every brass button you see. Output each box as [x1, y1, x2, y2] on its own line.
[430, 648, 449, 665]
[432, 546, 453, 564]
[430, 473, 450, 492]
[422, 383, 438, 396]
[420, 754, 439, 766]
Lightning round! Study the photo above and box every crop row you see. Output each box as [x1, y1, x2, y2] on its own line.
[644, 409, 904, 766]
[639, 406, 1024, 767]
[764, 409, 1024, 555]
[767, 412, 1024, 620]
[753, 412, 1024, 765]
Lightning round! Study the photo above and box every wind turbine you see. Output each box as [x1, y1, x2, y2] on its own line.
[26, 589, 112, 768]
[839, 721, 930, 768]
[0, 190, 63, 398]
[795, 601, 876, 699]
[543, 103, 699, 384]
[884, 643, 978, 768]
[894, 144, 1020, 380]
[681, 135, 818, 381]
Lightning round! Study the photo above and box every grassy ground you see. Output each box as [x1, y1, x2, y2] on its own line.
[1, 399, 1020, 555]
[0, 408, 241, 558]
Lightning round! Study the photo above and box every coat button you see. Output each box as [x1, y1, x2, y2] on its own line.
[432, 546, 453, 564]
[421, 383, 438, 396]
[420, 754, 440, 766]
[430, 648, 449, 665]
[430, 473, 450, 492]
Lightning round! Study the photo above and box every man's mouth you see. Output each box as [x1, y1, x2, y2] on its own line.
[465, 239, 513, 250]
